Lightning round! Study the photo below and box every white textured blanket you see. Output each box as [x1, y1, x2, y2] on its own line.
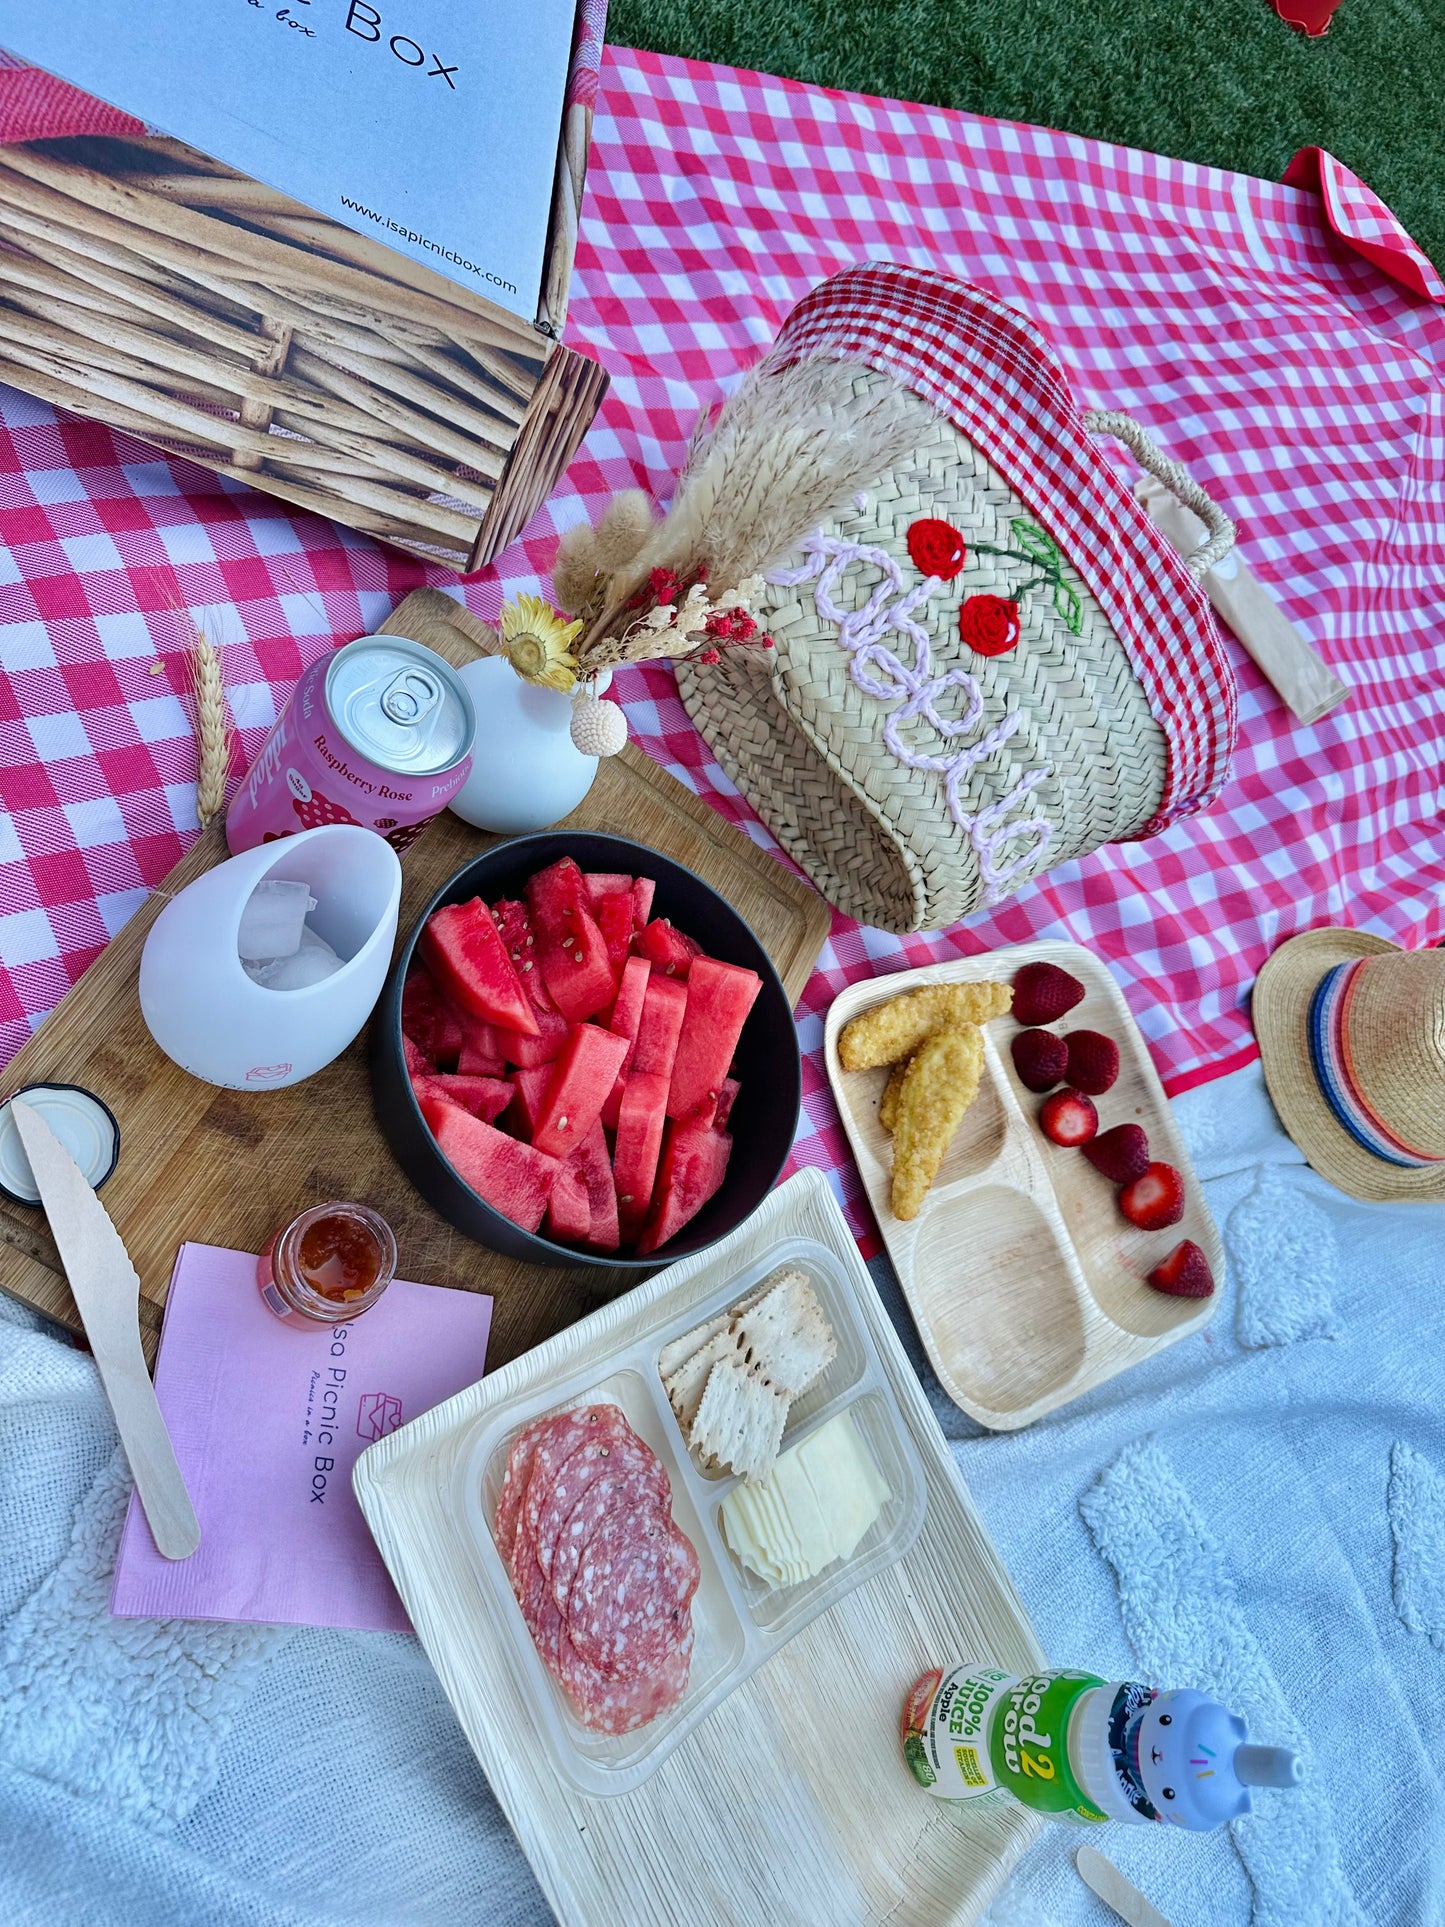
[1, 1064, 1441, 1925]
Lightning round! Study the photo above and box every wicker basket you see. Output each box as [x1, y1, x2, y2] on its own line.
[668, 264, 1239, 933]
[0, 107, 607, 571]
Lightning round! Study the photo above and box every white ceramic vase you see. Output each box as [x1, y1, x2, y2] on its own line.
[139, 824, 402, 1091]
[448, 656, 605, 833]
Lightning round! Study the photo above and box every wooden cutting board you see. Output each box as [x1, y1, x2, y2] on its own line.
[0, 590, 832, 1367]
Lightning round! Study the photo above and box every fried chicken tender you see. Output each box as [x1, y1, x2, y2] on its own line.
[890, 1023, 985, 1221]
[839, 980, 1011, 1072]
[878, 1056, 911, 1133]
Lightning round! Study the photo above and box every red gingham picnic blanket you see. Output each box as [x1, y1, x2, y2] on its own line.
[2, 48, 1444, 1250]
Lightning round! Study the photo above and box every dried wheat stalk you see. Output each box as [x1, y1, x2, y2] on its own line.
[189, 624, 233, 828]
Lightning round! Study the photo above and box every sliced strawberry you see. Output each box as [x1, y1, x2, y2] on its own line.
[1064, 1029, 1120, 1095]
[1147, 1239, 1215, 1298]
[1119, 1161, 1185, 1230]
[1012, 960, 1086, 1026]
[1081, 1123, 1150, 1184]
[1039, 1088, 1098, 1147]
[1010, 1028, 1068, 1092]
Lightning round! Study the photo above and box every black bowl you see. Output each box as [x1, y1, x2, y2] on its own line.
[371, 831, 802, 1272]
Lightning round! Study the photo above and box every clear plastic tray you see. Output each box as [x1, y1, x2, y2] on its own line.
[452, 1235, 928, 1796]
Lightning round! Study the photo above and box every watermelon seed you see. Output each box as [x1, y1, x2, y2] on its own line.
[520, 960, 533, 972]
[558, 1116, 570, 1129]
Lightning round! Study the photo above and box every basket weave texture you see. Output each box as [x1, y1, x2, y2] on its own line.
[678, 374, 1168, 933]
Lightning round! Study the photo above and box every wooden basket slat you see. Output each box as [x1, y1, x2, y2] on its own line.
[285, 346, 510, 478]
[295, 340, 517, 459]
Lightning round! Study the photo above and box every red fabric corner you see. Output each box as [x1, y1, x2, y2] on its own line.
[1284, 146, 1445, 303]
[0, 62, 143, 144]
[1268, 0, 1340, 34]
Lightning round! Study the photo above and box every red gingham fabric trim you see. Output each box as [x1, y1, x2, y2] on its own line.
[1283, 148, 1445, 305]
[766, 261, 1239, 830]
[0, 52, 144, 143]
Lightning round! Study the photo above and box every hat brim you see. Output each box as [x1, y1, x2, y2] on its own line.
[1254, 928, 1445, 1203]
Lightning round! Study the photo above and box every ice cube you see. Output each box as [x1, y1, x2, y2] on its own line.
[243, 924, 343, 990]
[237, 878, 316, 962]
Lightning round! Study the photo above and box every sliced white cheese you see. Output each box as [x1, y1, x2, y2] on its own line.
[720, 1409, 890, 1591]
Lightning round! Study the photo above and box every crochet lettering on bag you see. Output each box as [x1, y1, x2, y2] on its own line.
[769, 528, 1053, 903]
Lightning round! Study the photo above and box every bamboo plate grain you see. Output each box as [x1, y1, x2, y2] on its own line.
[354, 1169, 1048, 1927]
[0, 590, 832, 1368]
[824, 943, 1222, 1431]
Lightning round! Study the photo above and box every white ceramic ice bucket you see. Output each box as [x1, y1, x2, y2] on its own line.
[139, 825, 403, 1091]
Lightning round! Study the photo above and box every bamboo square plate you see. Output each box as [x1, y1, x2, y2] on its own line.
[824, 942, 1222, 1431]
[354, 1170, 1048, 1926]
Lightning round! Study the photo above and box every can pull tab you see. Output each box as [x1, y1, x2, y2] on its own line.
[379, 669, 440, 728]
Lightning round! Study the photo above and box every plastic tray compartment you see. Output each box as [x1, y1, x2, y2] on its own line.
[452, 1236, 927, 1798]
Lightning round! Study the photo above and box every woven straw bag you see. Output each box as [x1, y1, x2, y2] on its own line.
[663, 265, 1239, 933]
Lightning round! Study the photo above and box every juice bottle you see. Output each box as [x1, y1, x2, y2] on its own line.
[901, 1665, 1302, 1829]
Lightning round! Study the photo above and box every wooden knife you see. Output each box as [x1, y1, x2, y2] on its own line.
[1076, 1847, 1174, 1927]
[12, 1098, 200, 1560]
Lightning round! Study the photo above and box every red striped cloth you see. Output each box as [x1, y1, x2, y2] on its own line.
[2, 49, 1442, 1250]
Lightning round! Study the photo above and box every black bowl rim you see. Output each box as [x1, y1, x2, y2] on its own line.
[378, 830, 803, 1271]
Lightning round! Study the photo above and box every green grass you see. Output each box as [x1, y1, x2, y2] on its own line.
[608, 0, 1444, 276]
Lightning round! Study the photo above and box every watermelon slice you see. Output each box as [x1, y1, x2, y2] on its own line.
[455, 1008, 506, 1076]
[635, 917, 702, 980]
[402, 1032, 432, 1078]
[526, 858, 617, 1022]
[595, 891, 634, 981]
[630, 974, 687, 1082]
[584, 871, 633, 909]
[421, 900, 538, 1035]
[544, 1159, 592, 1244]
[532, 1023, 630, 1159]
[600, 954, 652, 1130]
[402, 963, 462, 1069]
[423, 1102, 560, 1234]
[631, 876, 656, 931]
[492, 898, 554, 1012]
[636, 1122, 733, 1255]
[677, 1073, 742, 1131]
[411, 1072, 513, 1126]
[666, 956, 762, 1121]
[612, 1070, 670, 1243]
[495, 999, 569, 1069]
[573, 1121, 620, 1252]
[504, 1061, 556, 1138]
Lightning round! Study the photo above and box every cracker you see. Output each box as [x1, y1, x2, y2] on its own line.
[664, 1328, 740, 1432]
[689, 1359, 790, 1483]
[658, 1314, 729, 1382]
[890, 1022, 985, 1220]
[838, 981, 1011, 1071]
[732, 1270, 836, 1399]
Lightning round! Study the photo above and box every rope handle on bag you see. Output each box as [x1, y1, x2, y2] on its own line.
[1083, 409, 1236, 576]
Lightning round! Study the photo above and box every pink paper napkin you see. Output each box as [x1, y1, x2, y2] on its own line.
[111, 1242, 491, 1631]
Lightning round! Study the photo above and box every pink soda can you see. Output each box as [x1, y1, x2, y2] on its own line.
[226, 636, 476, 856]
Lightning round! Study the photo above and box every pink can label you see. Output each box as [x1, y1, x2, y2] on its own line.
[226, 654, 471, 855]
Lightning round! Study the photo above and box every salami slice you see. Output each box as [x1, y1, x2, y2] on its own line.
[494, 1416, 560, 1565]
[551, 1463, 669, 1618]
[557, 1618, 695, 1735]
[537, 1435, 667, 1589]
[569, 1511, 700, 1681]
[519, 1404, 633, 1562]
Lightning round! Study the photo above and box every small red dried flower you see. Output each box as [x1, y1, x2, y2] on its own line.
[649, 567, 680, 606]
[959, 594, 1021, 657]
[695, 647, 721, 665]
[906, 518, 967, 582]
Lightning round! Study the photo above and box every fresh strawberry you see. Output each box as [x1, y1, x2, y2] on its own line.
[1082, 1123, 1150, 1184]
[1010, 1028, 1069, 1092]
[1039, 1088, 1098, 1147]
[1119, 1161, 1185, 1229]
[1147, 1239, 1215, 1298]
[1012, 960, 1086, 1026]
[1064, 1028, 1119, 1096]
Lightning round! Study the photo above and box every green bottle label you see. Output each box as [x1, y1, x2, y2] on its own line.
[987, 1671, 1108, 1821]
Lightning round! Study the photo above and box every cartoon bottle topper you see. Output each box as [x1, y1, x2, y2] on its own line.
[1124, 1689, 1303, 1830]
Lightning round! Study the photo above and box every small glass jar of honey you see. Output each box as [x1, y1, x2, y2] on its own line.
[257, 1201, 397, 1326]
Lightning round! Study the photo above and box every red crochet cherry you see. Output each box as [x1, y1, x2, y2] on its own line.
[906, 518, 967, 582]
[959, 594, 1021, 657]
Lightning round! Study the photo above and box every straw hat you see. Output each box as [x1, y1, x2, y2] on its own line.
[1254, 929, 1445, 1202]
